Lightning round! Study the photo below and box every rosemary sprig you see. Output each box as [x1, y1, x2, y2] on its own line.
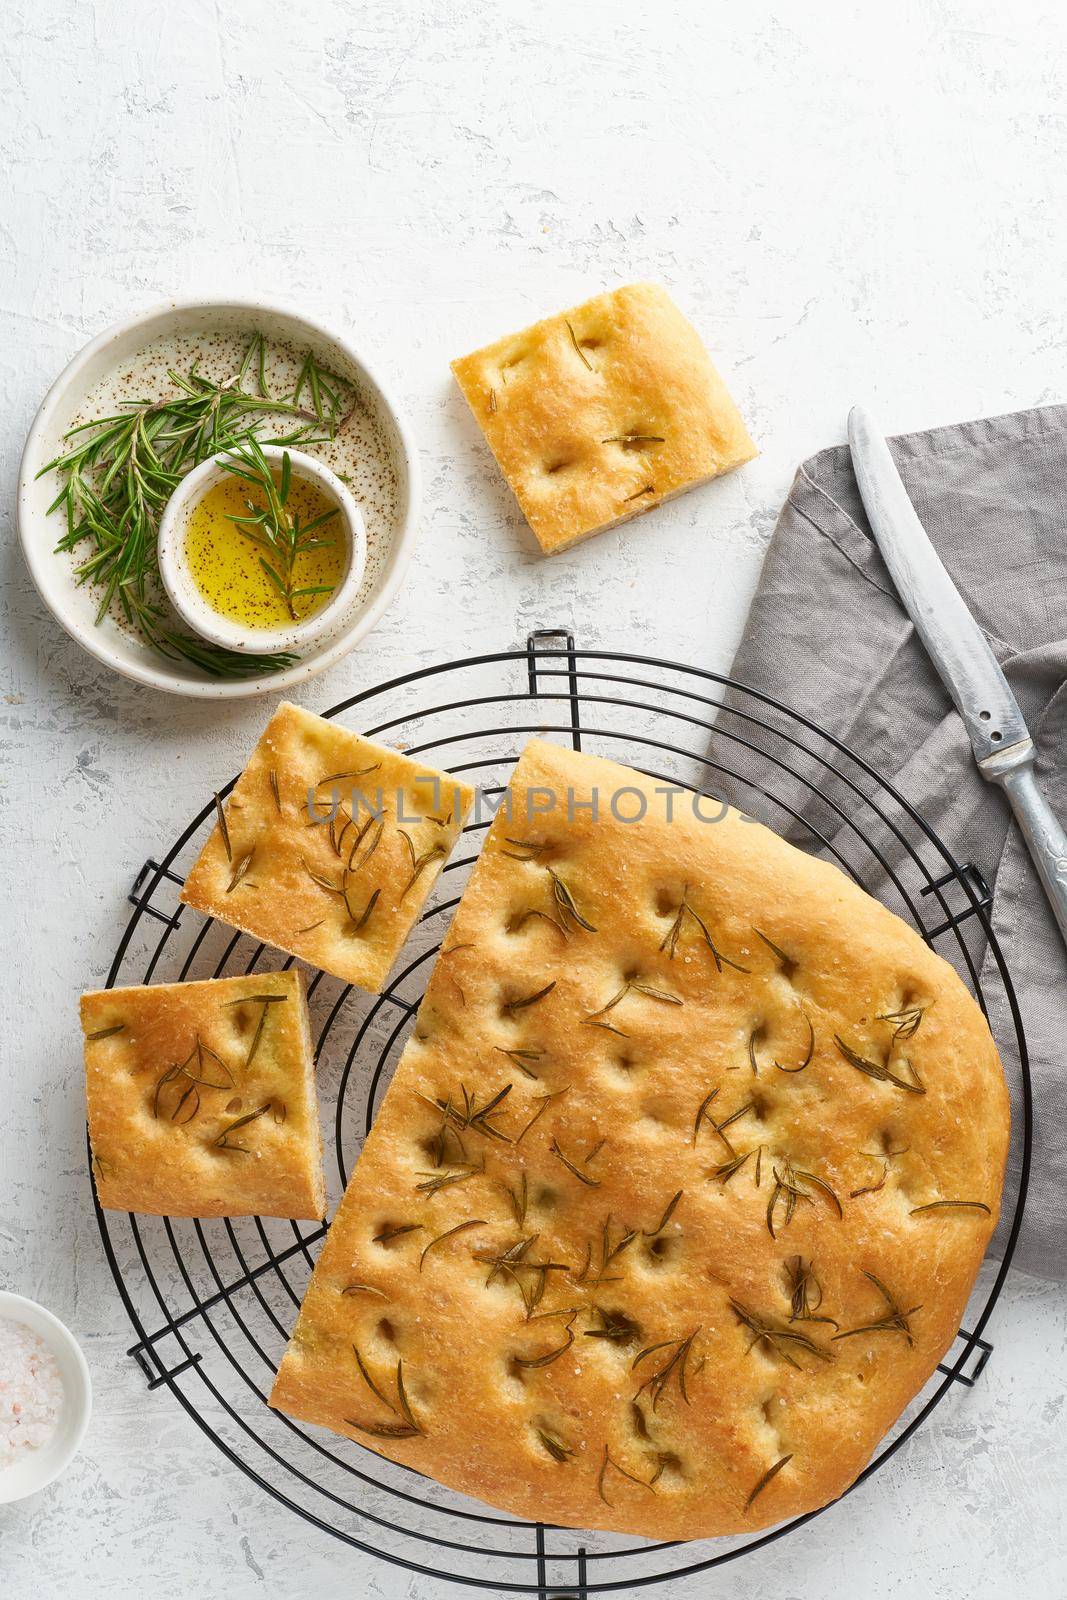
[181, 1035, 235, 1089]
[414, 1162, 483, 1197]
[301, 856, 343, 896]
[214, 792, 232, 861]
[584, 1308, 641, 1345]
[86, 1022, 125, 1041]
[766, 1161, 842, 1239]
[419, 1219, 487, 1271]
[832, 1271, 921, 1347]
[509, 906, 568, 939]
[503, 981, 557, 1014]
[152, 1036, 236, 1121]
[349, 815, 385, 873]
[344, 884, 380, 935]
[536, 1426, 574, 1463]
[314, 763, 383, 787]
[694, 1090, 754, 1158]
[474, 1234, 570, 1318]
[345, 1418, 420, 1440]
[597, 1445, 656, 1505]
[395, 1362, 420, 1434]
[784, 1257, 839, 1329]
[476, 1233, 537, 1286]
[40, 334, 350, 676]
[172, 1081, 200, 1124]
[353, 1343, 394, 1411]
[909, 1199, 991, 1216]
[632, 1329, 700, 1411]
[515, 1087, 569, 1143]
[660, 888, 748, 973]
[221, 438, 339, 622]
[549, 1136, 603, 1187]
[509, 909, 561, 939]
[752, 927, 797, 977]
[214, 1102, 271, 1152]
[512, 1325, 575, 1369]
[502, 1172, 529, 1228]
[581, 1017, 630, 1038]
[877, 1004, 926, 1041]
[851, 1140, 909, 1198]
[693, 1088, 721, 1144]
[501, 836, 552, 862]
[834, 1035, 926, 1095]
[565, 319, 593, 370]
[494, 1046, 544, 1080]
[328, 806, 351, 857]
[227, 992, 287, 1073]
[546, 867, 597, 933]
[438, 942, 471, 1007]
[418, 1083, 514, 1143]
[346, 1354, 423, 1440]
[398, 830, 446, 899]
[644, 1190, 683, 1237]
[373, 1223, 423, 1246]
[574, 1215, 637, 1285]
[226, 848, 255, 893]
[420, 1094, 467, 1169]
[584, 976, 682, 1027]
[709, 1147, 759, 1185]
[762, 1012, 815, 1074]
[745, 1454, 792, 1510]
[730, 1299, 833, 1369]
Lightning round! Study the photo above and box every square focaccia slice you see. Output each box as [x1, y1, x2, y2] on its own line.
[181, 702, 475, 991]
[81, 968, 324, 1219]
[451, 282, 756, 553]
[269, 739, 1007, 1541]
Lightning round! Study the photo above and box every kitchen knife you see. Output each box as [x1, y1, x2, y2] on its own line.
[848, 404, 1067, 951]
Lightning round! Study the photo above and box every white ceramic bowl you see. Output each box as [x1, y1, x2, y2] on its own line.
[17, 298, 420, 699]
[158, 445, 367, 655]
[0, 1292, 92, 1503]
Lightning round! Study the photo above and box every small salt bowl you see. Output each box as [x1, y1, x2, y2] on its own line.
[158, 445, 367, 657]
[0, 1292, 92, 1503]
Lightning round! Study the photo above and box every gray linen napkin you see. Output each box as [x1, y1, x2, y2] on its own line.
[718, 405, 1067, 1282]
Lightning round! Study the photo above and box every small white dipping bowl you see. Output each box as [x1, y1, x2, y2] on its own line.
[0, 1292, 92, 1504]
[158, 446, 367, 656]
[17, 297, 420, 699]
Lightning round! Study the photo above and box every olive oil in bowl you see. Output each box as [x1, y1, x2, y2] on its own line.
[158, 444, 367, 657]
[184, 472, 345, 630]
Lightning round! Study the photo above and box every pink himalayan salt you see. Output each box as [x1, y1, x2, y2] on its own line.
[0, 1318, 64, 1468]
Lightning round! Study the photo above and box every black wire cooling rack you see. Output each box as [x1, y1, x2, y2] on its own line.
[93, 633, 1032, 1597]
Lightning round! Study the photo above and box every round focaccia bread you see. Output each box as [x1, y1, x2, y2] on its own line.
[271, 739, 1009, 1540]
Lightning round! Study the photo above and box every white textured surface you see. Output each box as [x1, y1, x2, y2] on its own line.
[2, 0, 1066, 1595]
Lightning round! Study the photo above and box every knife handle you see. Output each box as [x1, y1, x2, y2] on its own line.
[986, 752, 1067, 950]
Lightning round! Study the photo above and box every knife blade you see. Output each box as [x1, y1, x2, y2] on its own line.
[848, 404, 1067, 949]
[848, 406, 1028, 764]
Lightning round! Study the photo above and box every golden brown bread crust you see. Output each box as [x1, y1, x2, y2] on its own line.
[270, 740, 1008, 1539]
[181, 702, 475, 992]
[450, 283, 756, 553]
[82, 969, 324, 1219]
